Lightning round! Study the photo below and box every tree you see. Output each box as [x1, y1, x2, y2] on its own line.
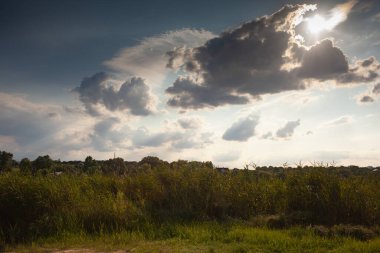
[102, 158, 126, 175]
[139, 156, 168, 169]
[84, 156, 98, 174]
[33, 155, 53, 172]
[0, 151, 13, 172]
[19, 158, 32, 174]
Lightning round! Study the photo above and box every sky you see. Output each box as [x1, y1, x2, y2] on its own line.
[1, 0, 380, 167]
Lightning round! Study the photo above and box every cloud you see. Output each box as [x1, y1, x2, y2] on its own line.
[297, 39, 349, 79]
[276, 119, 300, 138]
[222, 114, 259, 141]
[213, 151, 241, 163]
[177, 117, 202, 129]
[131, 127, 181, 148]
[131, 127, 212, 151]
[359, 95, 374, 103]
[0, 92, 62, 147]
[337, 56, 380, 84]
[373, 83, 380, 94]
[166, 77, 250, 109]
[323, 116, 353, 127]
[356, 83, 380, 104]
[371, 12, 380, 22]
[104, 29, 215, 85]
[261, 132, 273, 140]
[73, 72, 156, 116]
[165, 4, 379, 110]
[89, 117, 129, 152]
[0, 92, 98, 159]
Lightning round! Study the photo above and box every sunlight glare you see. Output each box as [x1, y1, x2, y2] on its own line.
[307, 10, 345, 34]
[307, 15, 327, 34]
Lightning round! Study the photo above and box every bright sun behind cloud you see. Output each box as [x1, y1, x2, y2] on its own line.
[307, 15, 328, 34]
[307, 11, 344, 34]
[307, 1, 354, 34]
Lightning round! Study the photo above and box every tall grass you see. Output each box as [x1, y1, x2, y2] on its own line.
[0, 165, 379, 245]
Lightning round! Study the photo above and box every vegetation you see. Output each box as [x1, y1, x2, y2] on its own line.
[0, 150, 379, 252]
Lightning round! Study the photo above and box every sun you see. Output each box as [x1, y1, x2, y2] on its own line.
[307, 15, 327, 34]
[307, 11, 345, 34]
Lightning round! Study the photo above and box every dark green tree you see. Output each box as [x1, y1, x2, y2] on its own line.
[0, 151, 13, 172]
[139, 156, 168, 169]
[102, 157, 126, 175]
[33, 155, 53, 173]
[19, 158, 32, 174]
[84, 156, 98, 174]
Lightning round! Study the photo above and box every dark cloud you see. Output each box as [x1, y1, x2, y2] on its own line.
[276, 119, 300, 138]
[0, 93, 60, 147]
[337, 57, 380, 84]
[74, 72, 155, 116]
[165, 4, 380, 110]
[373, 83, 380, 94]
[297, 40, 348, 80]
[357, 83, 380, 104]
[166, 78, 249, 109]
[166, 5, 310, 109]
[222, 115, 259, 142]
[360, 95, 375, 103]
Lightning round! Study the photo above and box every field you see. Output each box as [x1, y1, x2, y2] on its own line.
[0, 155, 379, 252]
[8, 224, 380, 253]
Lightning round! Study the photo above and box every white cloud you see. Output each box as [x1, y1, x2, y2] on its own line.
[104, 29, 215, 85]
[323, 115, 353, 127]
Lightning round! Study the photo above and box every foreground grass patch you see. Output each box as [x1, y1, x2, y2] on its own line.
[7, 224, 380, 253]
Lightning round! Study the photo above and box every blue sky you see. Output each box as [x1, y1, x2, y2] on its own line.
[1, 0, 380, 167]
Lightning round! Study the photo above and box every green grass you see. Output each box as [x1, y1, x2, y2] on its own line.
[0, 166, 379, 252]
[6, 223, 380, 253]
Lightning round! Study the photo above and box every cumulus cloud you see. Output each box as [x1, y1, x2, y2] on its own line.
[338, 56, 380, 84]
[298, 39, 348, 79]
[223, 114, 259, 142]
[276, 119, 300, 138]
[359, 95, 374, 103]
[165, 4, 379, 110]
[357, 83, 380, 104]
[104, 29, 215, 85]
[166, 78, 250, 109]
[73, 72, 156, 116]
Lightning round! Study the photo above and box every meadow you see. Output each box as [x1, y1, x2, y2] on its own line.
[0, 153, 379, 252]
